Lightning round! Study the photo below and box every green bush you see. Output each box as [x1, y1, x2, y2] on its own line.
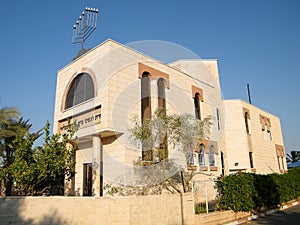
[217, 168, 300, 212]
[217, 172, 255, 212]
[252, 174, 280, 210]
[270, 168, 300, 204]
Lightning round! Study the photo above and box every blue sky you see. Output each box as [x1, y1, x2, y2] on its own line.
[0, 0, 299, 153]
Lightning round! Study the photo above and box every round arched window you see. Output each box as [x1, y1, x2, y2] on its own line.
[65, 73, 94, 109]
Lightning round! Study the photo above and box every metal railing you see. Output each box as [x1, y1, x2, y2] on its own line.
[192, 179, 218, 214]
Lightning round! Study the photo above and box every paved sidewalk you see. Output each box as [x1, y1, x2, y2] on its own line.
[223, 198, 300, 225]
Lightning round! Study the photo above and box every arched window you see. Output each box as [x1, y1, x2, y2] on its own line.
[198, 144, 205, 166]
[141, 72, 152, 161]
[194, 93, 201, 120]
[141, 72, 151, 122]
[157, 78, 166, 109]
[157, 78, 168, 161]
[65, 73, 94, 109]
[209, 145, 215, 166]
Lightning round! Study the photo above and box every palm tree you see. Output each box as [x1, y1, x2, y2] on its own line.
[286, 151, 300, 163]
[0, 106, 21, 163]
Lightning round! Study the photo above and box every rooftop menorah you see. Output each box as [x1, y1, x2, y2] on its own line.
[72, 7, 99, 49]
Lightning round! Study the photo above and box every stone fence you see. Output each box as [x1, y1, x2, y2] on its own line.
[0, 194, 195, 225]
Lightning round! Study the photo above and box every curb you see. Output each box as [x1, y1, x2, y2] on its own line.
[223, 199, 300, 225]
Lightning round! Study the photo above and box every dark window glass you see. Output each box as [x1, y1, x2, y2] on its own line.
[198, 144, 205, 166]
[245, 112, 250, 134]
[141, 72, 151, 122]
[194, 93, 201, 120]
[65, 73, 94, 109]
[157, 78, 166, 109]
[209, 145, 215, 166]
[221, 151, 225, 176]
[141, 72, 152, 161]
[249, 152, 254, 168]
[217, 108, 221, 130]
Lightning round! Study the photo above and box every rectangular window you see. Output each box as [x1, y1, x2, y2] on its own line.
[249, 152, 254, 168]
[216, 108, 221, 130]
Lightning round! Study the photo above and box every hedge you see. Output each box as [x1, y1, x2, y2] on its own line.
[217, 167, 300, 212]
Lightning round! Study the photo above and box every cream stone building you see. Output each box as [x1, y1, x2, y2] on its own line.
[224, 99, 286, 174]
[53, 39, 286, 197]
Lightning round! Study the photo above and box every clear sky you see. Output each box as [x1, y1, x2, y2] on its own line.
[0, 0, 299, 153]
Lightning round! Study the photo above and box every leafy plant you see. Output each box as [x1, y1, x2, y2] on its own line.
[217, 173, 255, 212]
[8, 121, 76, 195]
[129, 108, 212, 194]
[0, 102, 40, 195]
[217, 168, 300, 212]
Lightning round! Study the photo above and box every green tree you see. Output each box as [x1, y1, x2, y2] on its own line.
[129, 108, 212, 193]
[0, 102, 36, 195]
[34, 121, 76, 195]
[130, 108, 211, 160]
[10, 121, 76, 195]
[10, 133, 37, 195]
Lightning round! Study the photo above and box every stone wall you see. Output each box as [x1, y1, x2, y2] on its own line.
[0, 194, 195, 225]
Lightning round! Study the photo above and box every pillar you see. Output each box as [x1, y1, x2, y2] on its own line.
[92, 135, 103, 196]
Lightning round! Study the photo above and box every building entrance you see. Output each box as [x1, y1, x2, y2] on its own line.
[83, 163, 93, 196]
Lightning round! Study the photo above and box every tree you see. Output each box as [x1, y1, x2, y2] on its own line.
[127, 108, 212, 194]
[10, 133, 37, 195]
[34, 121, 76, 195]
[286, 150, 300, 163]
[10, 121, 76, 195]
[0, 102, 36, 195]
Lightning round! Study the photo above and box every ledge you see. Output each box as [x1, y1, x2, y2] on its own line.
[187, 165, 197, 171]
[199, 166, 208, 171]
[210, 166, 218, 171]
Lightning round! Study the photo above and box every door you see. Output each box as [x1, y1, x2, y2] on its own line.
[83, 163, 93, 196]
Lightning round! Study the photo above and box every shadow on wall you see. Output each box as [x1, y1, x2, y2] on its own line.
[0, 197, 64, 225]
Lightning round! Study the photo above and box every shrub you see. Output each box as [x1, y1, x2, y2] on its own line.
[217, 168, 300, 212]
[252, 174, 280, 210]
[217, 172, 255, 212]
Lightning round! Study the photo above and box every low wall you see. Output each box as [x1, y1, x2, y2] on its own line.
[0, 194, 195, 225]
[195, 211, 250, 225]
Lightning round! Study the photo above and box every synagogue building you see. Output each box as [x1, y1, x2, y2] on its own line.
[53, 39, 286, 196]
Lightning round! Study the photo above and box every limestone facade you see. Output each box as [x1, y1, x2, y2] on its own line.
[53, 39, 286, 196]
[224, 99, 286, 174]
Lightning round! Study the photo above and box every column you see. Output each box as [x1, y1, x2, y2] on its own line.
[92, 135, 103, 196]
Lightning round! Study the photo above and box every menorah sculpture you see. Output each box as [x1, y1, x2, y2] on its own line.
[72, 7, 99, 50]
